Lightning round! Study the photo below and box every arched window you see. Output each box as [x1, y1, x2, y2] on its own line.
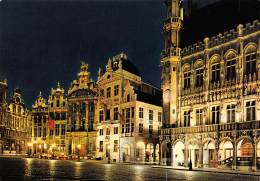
[194, 60, 204, 87]
[127, 94, 131, 102]
[182, 64, 191, 89]
[210, 55, 221, 83]
[225, 51, 237, 80]
[245, 45, 257, 76]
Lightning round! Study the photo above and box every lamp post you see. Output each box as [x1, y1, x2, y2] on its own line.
[27, 142, 32, 157]
[188, 145, 192, 171]
[77, 144, 81, 161]
[107, 144, 111, 164]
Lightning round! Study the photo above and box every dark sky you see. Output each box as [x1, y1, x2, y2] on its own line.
[0, 0, 255, 107]
[0, 0, 167, 107]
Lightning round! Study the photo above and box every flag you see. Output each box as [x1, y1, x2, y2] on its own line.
[48, 112, 55, 130]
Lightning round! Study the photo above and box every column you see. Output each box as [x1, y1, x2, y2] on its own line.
[252, 140, 257, 171]
[232, 140, 237, 170]
[144, 144, 147, 163]
[199, 144, 203, 168]
[159, 142, 163, 165]
[171, 143, 174, 166]
[153, 144, 156, 162]
[184, 142, 189, 167]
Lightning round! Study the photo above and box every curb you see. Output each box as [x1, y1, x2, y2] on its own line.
[151, 166, 260, 176]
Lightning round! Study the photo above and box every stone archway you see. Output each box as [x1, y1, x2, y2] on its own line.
[161, 140, 172, 166]
[136, 141, 145, 162]
[203, 140, 216, 168]
[219, 140, 233, 161]
[122, 144, 131, 162]
[173, 141, 185, 167]
[188, 140, 200, 168]
[146, 143, 154, 162]
[237, 138, 253, 170]
[256, 141, 260, 169]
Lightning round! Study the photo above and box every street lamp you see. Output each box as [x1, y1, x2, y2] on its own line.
[188, 145, 192, 171]
[27, 142, 32, 157]
[107, 144, 111, 164]
[77, 144, 81, 161]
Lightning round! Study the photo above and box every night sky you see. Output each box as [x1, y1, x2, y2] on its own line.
[0, 0, 252, 107]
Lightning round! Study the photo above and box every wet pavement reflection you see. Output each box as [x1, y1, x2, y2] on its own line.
[0, 157, 260, 180]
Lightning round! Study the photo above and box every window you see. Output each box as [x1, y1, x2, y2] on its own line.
[131, 123, 134, 133]
[126, 108, 131, 122]
[126, 123, 130, 133]
[184, 111, 190, 127]
[139, 108, 144, 118]
[184, 72, 191, 89]
[61, 124, 66, 135]
[49, 129, 53, 136]
[57, 100, 60, 107]
[127, 94, 130, 102]
[212, 106, 220, 124]
[38, 127, 42, 137]
[131, 107, 135, 118]
[114, 140, 118, 152]
[114, 107, 119, 120]
[245, 49, 257, 76]
[114, 85, 119, 96]
[196, 109, 203, 125]
[149, 125, 153, 134]
[43, 127, 46, 137]
[107, 87, 111, 98]
[106, 128, 110, 135]
[196, 68, 203, 87]
[212, 63, 220, 83]
[246, 101, 255, 121]
[149, 110, 153, 120]
[106, 109, 110, 121]
[158, 112, 162, 122]
[100, 89, 104, 97]
[122, 124, 125, 133]
[114, 127, 118, 134]
[34, 127, 37, 137]
[99, 110, 104, 123]
[226, 58, 236, 80]
[227, 104, 236, 123]
[139, 123, 143, 134]
[99, 141, 103, 152]
[99, 129, 103, 136]
[55, 124, 59, 136]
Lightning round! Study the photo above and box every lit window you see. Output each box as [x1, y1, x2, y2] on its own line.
[149, 110, 153, 120]
[114, 107, 118, 120]
[245, 48, 257, 76]
[114, 85, 119, 96]
[184, 72, 191, 89]
[196, 109, 203, 125]
[139, 108, 144, 118]
[246, 101, 255, 121]
[227, 104, 236, 123]
[107, 87, 111, 98]
[196, 68, 203, 87]
[212, 106, 220, 124]
[212, 63, 220, 83]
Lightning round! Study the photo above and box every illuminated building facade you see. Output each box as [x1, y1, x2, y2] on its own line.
[3, 88, 31, 154]
[160, 0, 260, 171]
[0, 79, 8, 154]
[31, 92, 48, 155]
[65, 62, 98, 158]
[47, 82, 67, 156]
[96, 53, 162, 163]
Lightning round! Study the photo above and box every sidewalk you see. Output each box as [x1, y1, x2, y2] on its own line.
[152, 165, 260, 176]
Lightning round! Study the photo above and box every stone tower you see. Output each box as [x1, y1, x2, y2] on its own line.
[161, 0, 182, 127]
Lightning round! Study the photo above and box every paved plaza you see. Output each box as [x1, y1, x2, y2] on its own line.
[0, 157, 260, 181]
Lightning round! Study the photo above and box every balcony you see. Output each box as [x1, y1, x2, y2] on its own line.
[161, 120, 260, 135]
